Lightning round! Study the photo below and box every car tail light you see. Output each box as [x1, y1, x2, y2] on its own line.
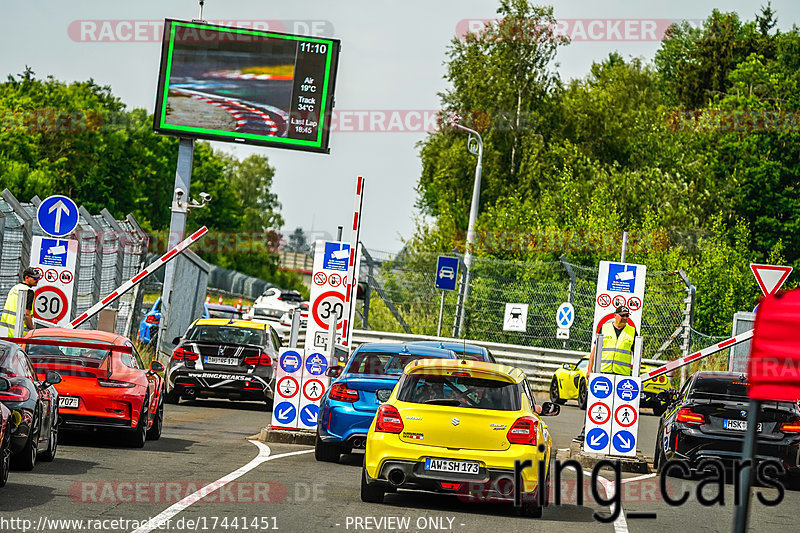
[449, 372, 471, 378]
[507, 416, 538, 445]
[329, 382, 359, 403]
[172, 347, 199, 361]
[0, 385, 31, 401]
[97, 378, 135, 388]
[676, 408, 705, 425]
[440, 482, 461, 490]
[244, 353, 272, 366]
[375, 404, 404, 434]
[780, 418, 800, 433]
[145, 315, 159, 324]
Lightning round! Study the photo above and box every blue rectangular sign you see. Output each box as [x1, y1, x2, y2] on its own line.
[435, 256, 459, 291]
[323, 242, 350, 271]
[606, 263, 637, 294]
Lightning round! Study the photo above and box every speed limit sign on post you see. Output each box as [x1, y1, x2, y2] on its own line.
[307, 240, 351, 350]
[312, 291, 345, 330]
[33, 286, 69, 324]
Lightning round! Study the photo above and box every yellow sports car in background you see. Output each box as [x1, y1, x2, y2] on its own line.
[550, 358, 672, 415]
[362, 359, 559, 518]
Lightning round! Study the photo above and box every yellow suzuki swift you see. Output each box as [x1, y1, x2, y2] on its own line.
[362, 359, 560, 518]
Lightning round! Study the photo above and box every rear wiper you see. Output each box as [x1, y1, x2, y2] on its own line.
[423, 399, 461, 406]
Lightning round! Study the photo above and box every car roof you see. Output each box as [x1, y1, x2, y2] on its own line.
[192, 318, 266, 330]
[403, 359, 524, 383]
[26, 328, 128, 344]
[352, 342, 457, 358]
[410, 341, 488, 356]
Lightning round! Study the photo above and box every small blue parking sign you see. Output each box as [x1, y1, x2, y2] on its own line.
[586, 428, 609, 451]
[613, 430, 636, 454]
[305, 352, 328, 375]
[280, 351, 303, 373]
[273, 402, 297, 426]
[435, 256, 459, 291]
[300, 404, 319, 426]
[556, 302, 574, 328]
[616, 378, 640, 402]
[590, 375, 613, 399]
[37, 195, 79, 238]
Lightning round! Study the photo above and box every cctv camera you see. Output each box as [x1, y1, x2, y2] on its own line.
[199, 192, 212, 202]
[175, 188, 185, 198]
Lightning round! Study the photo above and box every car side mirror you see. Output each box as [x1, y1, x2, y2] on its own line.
[172, 336, 181, 345]
[0, 376, 9, 392]
[376, 389, 392, 403]
[150, 361, 165, 373]
[326, 366, 342, 378]
[539, 401, 560, 416]
[43, 370, 62, 388]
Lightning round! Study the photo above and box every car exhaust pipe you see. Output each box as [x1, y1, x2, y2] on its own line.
[387, 469, 405, 487]
[497, 477, 515, 496]
[183, 388, 197, 400]
[351, 438, 364, 449]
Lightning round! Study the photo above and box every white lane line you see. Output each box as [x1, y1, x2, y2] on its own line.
[584, 470, 629, 533]
[622, 473, 656, 484]
[131, 441, 313, 533]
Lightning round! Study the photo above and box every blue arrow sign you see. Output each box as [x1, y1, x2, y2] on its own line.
[300, 404, 319, 426]
[590, 376, 613, 399]
[435, 256, 459, 291]
[616, 379, 640, 402]
[586, 428, 609, 451]
[37, 195, 79, 238]
[273, 402, 297, 425]
[613, 430, 636, 453]
[305, 353, 328, 376]
[280, 351, 303, 373]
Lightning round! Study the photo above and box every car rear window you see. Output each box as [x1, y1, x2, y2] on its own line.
[25, 336, 112, 367]
[0, 348, 30, 377]
[253, 308, 283, 319]
[347, 352, 437, 376]
[689, 377, 755, 402]
[186, 325, 264, 346]
[397, 374, 520, 411]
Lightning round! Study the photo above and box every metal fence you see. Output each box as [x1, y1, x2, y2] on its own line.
[359, 250, 696, 361]
[0, 189, 148, 337]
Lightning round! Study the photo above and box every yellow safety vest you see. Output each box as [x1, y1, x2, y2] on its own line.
[0, 283, 30, 338]
[600, 322, 636, 375]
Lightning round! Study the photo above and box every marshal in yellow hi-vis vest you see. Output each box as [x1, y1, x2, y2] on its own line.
[0, 283, 30, 337]
[599, 322, 636, 375]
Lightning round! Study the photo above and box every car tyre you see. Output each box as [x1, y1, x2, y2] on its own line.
[360, 467, 385, 503]
[165, 388, 180, 405]
[12, 427, 38, 471]
[264, 397, 274, 411]
[549, 379, 566, 405]
[0, 431, 10, 487]
[655, 432, 667, 475]
[578, 380, 588, 410]
[127, 398, 149, 448]
[518, 498, 543, 518]
[39, 418, 58, 462]
[146, 390, 164, 441]
[314, 432, 341, 463]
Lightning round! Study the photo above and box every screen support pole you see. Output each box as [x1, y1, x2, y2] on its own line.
[156, 138, 195, 359]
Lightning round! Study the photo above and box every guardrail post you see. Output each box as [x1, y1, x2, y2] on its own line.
[677, 269, 696, 387]
[558, 255, 576, 350]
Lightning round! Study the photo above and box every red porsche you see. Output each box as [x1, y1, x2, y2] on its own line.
[23, 329, 165, 448]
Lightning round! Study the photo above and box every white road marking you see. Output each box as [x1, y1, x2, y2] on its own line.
[584, 470, 629, 533]
[131, 441, 313, 533]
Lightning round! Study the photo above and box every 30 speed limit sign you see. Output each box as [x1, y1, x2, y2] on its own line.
[312, 291, 345, 330]
[32, 286, 69, 324]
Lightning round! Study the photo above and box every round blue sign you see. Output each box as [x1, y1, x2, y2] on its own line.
[37, 195, 79, 237]
[305, 352, 328, 376]
[273, 401, 297, 425]
[300, 404, 320, 426]
[616, 378, 640, 402]
[586, 428, 609, 451]
[590, 376, 613, 399]
[279, 351, 303, 373]
[613, 430, 636, 453]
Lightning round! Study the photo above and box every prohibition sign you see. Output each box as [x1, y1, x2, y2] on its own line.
[597, 294, 611, 308]
[277, 375, 299, 399]
[627, 296, 642, 311]
[589, 402, 610, 425]
[33, 267, 44, 278]
[328, 273, 342, 287]
[614, 404, 638, 428]
[44, 269, 58, 283]
[612, 295, 626, 308]
[303, 379, 326, 401]
[60, 270, 74, 284]
[32, 285, 69, 323]
[312, 291, 345, 330]
[313, 272, 328, 286]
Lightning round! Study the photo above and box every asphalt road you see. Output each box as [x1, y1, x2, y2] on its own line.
[1, 398, 797, 533]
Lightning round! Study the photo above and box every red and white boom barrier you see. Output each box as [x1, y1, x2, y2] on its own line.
[68, 226, 209, 329]
[641, 328, 754, 380]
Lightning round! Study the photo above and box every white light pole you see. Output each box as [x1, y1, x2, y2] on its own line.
[453, 123, 483, 337]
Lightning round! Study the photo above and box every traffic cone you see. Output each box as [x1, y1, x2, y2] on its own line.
[218, 295, 224, 304]
[205, 295, 210, 303]
[236, 297, 243, 313]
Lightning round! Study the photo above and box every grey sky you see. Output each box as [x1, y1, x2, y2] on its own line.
[3, 1, 797, 253]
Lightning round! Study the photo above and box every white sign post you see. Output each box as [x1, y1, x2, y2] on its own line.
[307, 240, 351, 352]
[503, 303, 528, 332]
[30, 236, 78, 327]
[271, 347, 330, 431]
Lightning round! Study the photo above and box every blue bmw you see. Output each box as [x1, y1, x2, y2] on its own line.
[315, 343, 456, 463]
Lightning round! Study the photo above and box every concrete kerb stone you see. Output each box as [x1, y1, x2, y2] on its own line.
[562, 439, 652, 474]
[253, 426, 316, 446]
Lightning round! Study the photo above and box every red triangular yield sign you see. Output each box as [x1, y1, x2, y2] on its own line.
[750, 263, 793, 295]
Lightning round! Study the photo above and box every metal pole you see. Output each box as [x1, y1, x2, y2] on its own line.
[14, 287, 28, 337]
[620, 230, 629, 263]
[157, 138, 194, 359]
[336, 226, 343, 241]
[453, 124, 483, 337]
[327, 310, 339, 362]
[437, 290, 445, 337]
[289, 308, 300, 348]
[732, 399, 760, 533]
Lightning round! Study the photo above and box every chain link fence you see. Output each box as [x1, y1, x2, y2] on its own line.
[361, 250, 697, 361]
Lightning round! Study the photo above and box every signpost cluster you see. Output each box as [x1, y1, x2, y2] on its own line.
[272, 348, 330, 430]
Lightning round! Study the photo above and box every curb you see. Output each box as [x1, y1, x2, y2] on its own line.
[556, 440, 652, 474]
[253, 426, 316, 446]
